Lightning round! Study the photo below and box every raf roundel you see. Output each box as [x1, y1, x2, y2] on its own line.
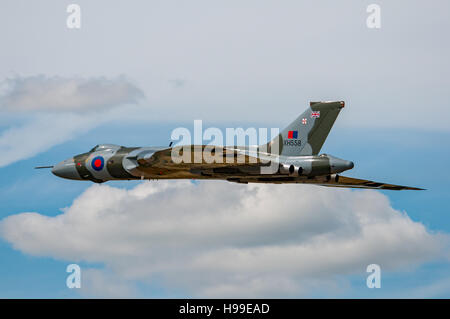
[91, 156, 104, 171]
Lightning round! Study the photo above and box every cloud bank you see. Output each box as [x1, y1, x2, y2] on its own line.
[0, 181, 446, 297]
[0, 113, 98, 167]
[0, 75, 143, 112]
[0, 75, 144, 167]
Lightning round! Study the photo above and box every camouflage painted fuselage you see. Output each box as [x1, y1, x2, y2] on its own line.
[48, 101, 422, 190]
[54, 144, 352, 183]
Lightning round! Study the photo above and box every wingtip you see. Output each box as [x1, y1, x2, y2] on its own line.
[400, 186, 426, 191]
[385, 186, 425, 191]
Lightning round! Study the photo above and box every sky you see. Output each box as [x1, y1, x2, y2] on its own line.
[0, 0, 449, 298]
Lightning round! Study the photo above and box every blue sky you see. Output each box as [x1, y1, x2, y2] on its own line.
[0, 123, 449, 298]
[0, 0, 449, 298]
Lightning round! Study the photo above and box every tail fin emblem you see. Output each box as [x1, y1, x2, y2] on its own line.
[288, 130, 298, 139]
[311, 111, 320, 118]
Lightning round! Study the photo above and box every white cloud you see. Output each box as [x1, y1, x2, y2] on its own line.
[0, 75, 144, 167]
[0, 75, 143, 112]
[80, 269, 137, 298]
[0, 113, 97, 167]
[0, 181, 447, 297]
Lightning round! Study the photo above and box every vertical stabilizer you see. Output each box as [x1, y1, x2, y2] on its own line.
[266, 101, 345, 156]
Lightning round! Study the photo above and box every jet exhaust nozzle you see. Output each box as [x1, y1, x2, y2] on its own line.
[279, 164, 303, 176]
[326, 174, 340, 183]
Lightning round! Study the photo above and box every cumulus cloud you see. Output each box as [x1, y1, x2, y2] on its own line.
[0, 113, 98, 167]
[0, 75, 143, 112]
[0, 75, 144, 167]
[80, 269, 137, 298]
[0, 181, 446, 297]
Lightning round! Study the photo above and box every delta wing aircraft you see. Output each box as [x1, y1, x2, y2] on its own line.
[37, 101, 422, 190]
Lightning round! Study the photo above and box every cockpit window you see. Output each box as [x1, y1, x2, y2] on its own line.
[89, 144, 120, 152]
[89, 145, 99, 152]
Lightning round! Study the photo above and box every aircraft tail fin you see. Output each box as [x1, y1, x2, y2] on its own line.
[266, 101, 345, 156]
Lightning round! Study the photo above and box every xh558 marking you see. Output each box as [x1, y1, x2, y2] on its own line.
[37, 101, 423, 190]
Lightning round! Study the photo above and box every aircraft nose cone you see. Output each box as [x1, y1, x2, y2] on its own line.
[52, 158, 81, 180]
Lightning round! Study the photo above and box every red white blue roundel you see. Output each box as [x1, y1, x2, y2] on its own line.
[91, 156, 104, 171]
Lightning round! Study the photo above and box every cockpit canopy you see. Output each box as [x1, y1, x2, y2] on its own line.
[89, 144, 121, 152]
